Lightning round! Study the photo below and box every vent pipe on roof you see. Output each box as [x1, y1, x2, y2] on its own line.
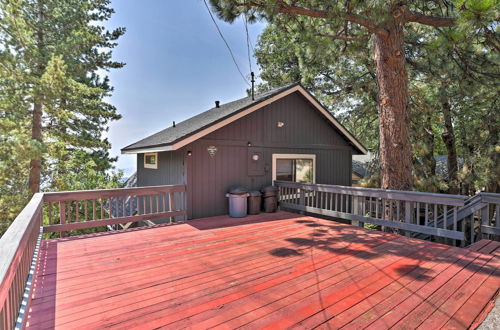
[173, 121, 176, 127]
[251, 72, 255, 101]
[215, 101, 220, 108]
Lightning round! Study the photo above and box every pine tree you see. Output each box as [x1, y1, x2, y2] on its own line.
[0, 0, 124, 235]
[209, 0, 498, 190]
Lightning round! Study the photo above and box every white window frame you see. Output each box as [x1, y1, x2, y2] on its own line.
[144, 152, 158, 169]
[272, 154, 316, 183]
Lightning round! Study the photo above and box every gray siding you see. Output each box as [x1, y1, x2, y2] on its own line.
[137, 150, 185, 186]
[137, 91, 356, 219]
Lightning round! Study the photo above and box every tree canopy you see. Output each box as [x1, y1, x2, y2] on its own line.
[210, 0, 499, 193]
[0, 0, 124, 235]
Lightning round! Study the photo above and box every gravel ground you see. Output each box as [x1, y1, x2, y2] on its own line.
[478, 297, 500, 329]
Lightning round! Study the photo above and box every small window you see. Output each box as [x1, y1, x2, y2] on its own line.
[144, 152, 158, 169]
[272, 154, 316, 183]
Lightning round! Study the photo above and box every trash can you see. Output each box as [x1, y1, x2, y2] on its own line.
[261, 186, 279, 213]
[248, 191, 262, 215]
[226, 187, 249, 218]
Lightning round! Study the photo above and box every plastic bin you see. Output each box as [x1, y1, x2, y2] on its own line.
[226, 187, 249, 218]
[248, 191, 262, 215]
[261, 186, 279, 213]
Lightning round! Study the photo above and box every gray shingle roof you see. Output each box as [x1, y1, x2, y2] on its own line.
[122, 83, 299, 152]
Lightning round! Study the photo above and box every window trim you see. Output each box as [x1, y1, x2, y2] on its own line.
[272, 154, 316, 183]
[144, 152, 158, 169]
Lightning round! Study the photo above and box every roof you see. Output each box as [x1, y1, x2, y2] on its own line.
[121, 83, 367, 154]
[352, 160, 368, 178]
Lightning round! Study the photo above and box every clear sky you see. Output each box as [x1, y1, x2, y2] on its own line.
[104, 1, 266, 176]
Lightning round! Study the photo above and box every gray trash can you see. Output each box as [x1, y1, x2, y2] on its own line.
[226, 187, 249, 218]
[261, 186, 279, 213]
[248, 191, 262, 215]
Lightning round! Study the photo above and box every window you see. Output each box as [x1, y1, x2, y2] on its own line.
[144, 152, 158, 169]
[272, 154, 316, 183]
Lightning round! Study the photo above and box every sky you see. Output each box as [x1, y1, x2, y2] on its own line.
[104, 1, 266, 177]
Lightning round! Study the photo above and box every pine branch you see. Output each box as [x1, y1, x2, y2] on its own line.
[404, 9, 455, 27]
[316, 32, 370, 42]
[235, 1, 388, 37]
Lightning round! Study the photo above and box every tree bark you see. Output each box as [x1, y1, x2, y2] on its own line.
[29, 101, 43, 194]
[374, 10, 413, 190]
[440, 94, 459, 194]
[29, 0, 45, 195]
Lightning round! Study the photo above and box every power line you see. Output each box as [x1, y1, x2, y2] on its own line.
[203, 0, 250, 86]
[244, 13, 253, 74]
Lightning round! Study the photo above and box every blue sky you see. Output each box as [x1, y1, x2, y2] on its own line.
[105, 1, 266, 176]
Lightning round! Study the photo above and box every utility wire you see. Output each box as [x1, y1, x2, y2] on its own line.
[203, 0, 250, 86]
[244, 13, 253, 74]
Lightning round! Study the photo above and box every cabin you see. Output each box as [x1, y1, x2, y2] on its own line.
[121, 83, 367, 219]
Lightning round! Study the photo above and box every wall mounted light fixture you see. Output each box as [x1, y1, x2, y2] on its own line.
[247, 141, 252, 147]
[277, 121, 285, 128]
[252, 154, 259, 161]
[187, 150, 192, 156]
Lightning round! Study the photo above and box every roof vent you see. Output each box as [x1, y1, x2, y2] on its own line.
[215, 101, 220, 108]
[173, 121, 176, 127]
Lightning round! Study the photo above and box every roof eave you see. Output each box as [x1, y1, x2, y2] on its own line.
[121, 145, 173, 154]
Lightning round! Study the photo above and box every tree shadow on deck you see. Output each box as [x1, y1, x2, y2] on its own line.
[267, 217, 499, 277]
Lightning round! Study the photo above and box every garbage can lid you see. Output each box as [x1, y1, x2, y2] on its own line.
[261, 185, 278, 193]
[228, 186, 249, 195]
[249, 191, 262, 197]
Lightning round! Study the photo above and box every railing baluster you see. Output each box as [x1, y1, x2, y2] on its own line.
[425, 203, 428, 226]
[434, 204, 438, 228]
[443, 205, 448, 229]
[84, 200, 88, 221]
[75, 200, 79, 222]
[92, 199, 96, 220]
[100, 198, 104, 219]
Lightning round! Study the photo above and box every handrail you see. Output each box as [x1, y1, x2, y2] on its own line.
[274, 181, 468, 206]
[275, 181, 468, 243]
[0, 193, 43, 330]
[42, 184, 187, 233]
[275, 181, 500, 246]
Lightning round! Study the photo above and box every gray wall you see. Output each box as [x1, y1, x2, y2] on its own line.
[137, 150, 185, 186]
[137, 91, 356, 219]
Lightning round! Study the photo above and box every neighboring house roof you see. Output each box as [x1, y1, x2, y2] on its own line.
[352, 155, 463, 180]
[352, 160, 368, 178]
[121, 83, 367, 154]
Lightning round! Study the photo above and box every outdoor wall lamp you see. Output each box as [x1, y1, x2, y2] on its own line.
[277, 121, 285, 128]
[252, 154, 259, 161]
[247, 141, 252, 147]
[187, 150, 192, 156]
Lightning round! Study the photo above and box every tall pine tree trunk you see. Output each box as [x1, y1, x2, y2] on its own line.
[374, 10, 413, 191]
[29, 0, 45, 195]
[440, 94, 459, 194]
[29, 101, 43, 194]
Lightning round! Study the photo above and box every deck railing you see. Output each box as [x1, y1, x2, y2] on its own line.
[43, 185, 187, 234]
[0, 184, 186, 329]
[275, 181, 500, 246]
[0, 194, 43, 330]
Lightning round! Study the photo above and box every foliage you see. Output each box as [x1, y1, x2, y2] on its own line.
[0, 0, 124, 236]
[228, 1, 499, 194]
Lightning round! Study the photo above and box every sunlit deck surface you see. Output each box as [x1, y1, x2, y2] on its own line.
[24, 211, 499, 329]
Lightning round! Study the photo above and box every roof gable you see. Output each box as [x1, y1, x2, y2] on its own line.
[121, 84, 367, 154]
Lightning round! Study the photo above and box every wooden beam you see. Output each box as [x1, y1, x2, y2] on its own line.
[275, 181, 467, 206]
[43, 184, 186, 203]
[43, 210, 187, 233]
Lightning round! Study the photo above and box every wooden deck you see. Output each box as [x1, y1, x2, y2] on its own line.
[24, 211, 499, 329]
